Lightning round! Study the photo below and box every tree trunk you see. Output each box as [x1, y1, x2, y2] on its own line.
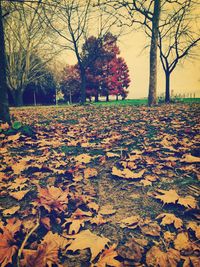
[95, 93, 99, 102]
[0, 1, 10, 123]
[106, 93, 109, 102]
[13, 90, 23, 107]
[116, 95, 118, 101]
[148, 0, 161, 107]
[165, 71, 170, 103]
[80, 67, 86, 104]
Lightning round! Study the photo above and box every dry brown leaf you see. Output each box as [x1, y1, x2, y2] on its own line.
[112, 166, 145, 179]
[41, 217, 51, 230]
[8, 177, 28, 190]
[66, 229, 109, 261]
[66, 219, 85, 235]
[183, 256, 200, 267]
[154, 189, 179, 204]
[156, 213, 183, 229]
[21, 241, 60, 267]
[117, 238, 144, 263]
[9, 189, 29, 200]
[12, 160, 27, 175]
[181, 154, 200, 163]
[0, 122, 10, 131]
[87, 202, 99, 212]
[89, 214, 108, 226]
[0, 231, 18, 267]
[0, 218, 21, 267]
[94, 244, 121, 267]
[106, 152, 120, 158]
[174, 232, 200, 254]
[139, 220, 161, 237]
[187, 222, 200, 239]
[42, 231, 70, 250]
[3, 205, 20, 216]
[84, 167, 98, 179]
[75, 154, 92, 163]
[146, 246, 180, 267]
[163, 231, 176, 243]
[7, 132, 20, 142]
[36, 186, 69, 213]
[178, 196, 197, 209]
[99, 205, 116, 216]
[119, 215, 141, 229]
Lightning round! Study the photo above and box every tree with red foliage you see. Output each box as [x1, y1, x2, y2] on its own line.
[84, 33, 130, 101]
[61, 33, 130, 103]
[60, 65, 81, 103]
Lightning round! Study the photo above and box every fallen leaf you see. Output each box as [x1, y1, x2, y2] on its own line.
[117, 238, 144, 263]
[187, 222, 200, 239]
[106, 152, 120, 158]
[36, 186, 69, 212]
[7, 132, 21, 142]
[99, 205, 116, 215]
[12, 160, 27, 175]
[9, 189, 29, 200]
[119, 215, 141, 229]
[84, 167, 98, 179]
[181, 154, 200, 163]
[156, 213, 183, 229]
[112, 166, 145, 179]
[146, 246, 180, 267]
[66, 229, 109, 261]
[95, 245, 121, 267]
[140, 221, 161, 237]
[182, 256, 200, 267]
[3, 206, 20, 216]
[174, 232, 200, 254]
[178, 196, 197, 209]
[154, 189, 179, 205]
[75, 154, 92, 164]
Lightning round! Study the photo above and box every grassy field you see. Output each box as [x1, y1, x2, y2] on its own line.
[93, 98, 200, 106]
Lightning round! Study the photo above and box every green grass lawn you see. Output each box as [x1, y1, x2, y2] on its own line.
[92, 97, 200, 106]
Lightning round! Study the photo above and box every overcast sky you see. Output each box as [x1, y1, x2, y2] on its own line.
[119, 30, 200, 99]
[59, 15, 200, 100]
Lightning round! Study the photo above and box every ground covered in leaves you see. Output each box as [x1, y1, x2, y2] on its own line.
[0, 103, 200, 267]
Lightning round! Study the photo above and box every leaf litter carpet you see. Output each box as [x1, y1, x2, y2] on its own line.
[0, 103, 200, 266]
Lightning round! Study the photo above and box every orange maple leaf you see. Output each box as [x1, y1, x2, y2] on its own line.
[36, 186, 69, 213]
[0, 218, 21, 267]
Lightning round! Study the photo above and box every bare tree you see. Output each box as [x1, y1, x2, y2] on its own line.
[98, 0, 162, 106]
[44, 0, 119, 104]
[158, 0, 200, 102]
[4, 0, 59, 106]
[0, 0, 10, 123]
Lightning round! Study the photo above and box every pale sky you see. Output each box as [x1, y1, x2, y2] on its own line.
[119, 30, 200, 99]
[59, 17, 200, 100]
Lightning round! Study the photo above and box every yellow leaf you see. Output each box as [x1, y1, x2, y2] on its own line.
[119, 215, 141, 229]
[95, 245, 121, 267]
[112, 166, 145, 179]
[181, 154, 200, 163]
[75, 154, 92, 163]
[187, 222, 200, 239]
[3, 206, 20, 216]
[99, 205, 116, 215]
[66, 229, 109, 261]
[146, 246, 180, 267]
[156, 213, 183, 229]
[84, 168, 98, 179]
[155, 189, 179, 204]
[9, 190, 29, 200]
[7, 133, 20, 142]
[178, 196, 197, 209]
